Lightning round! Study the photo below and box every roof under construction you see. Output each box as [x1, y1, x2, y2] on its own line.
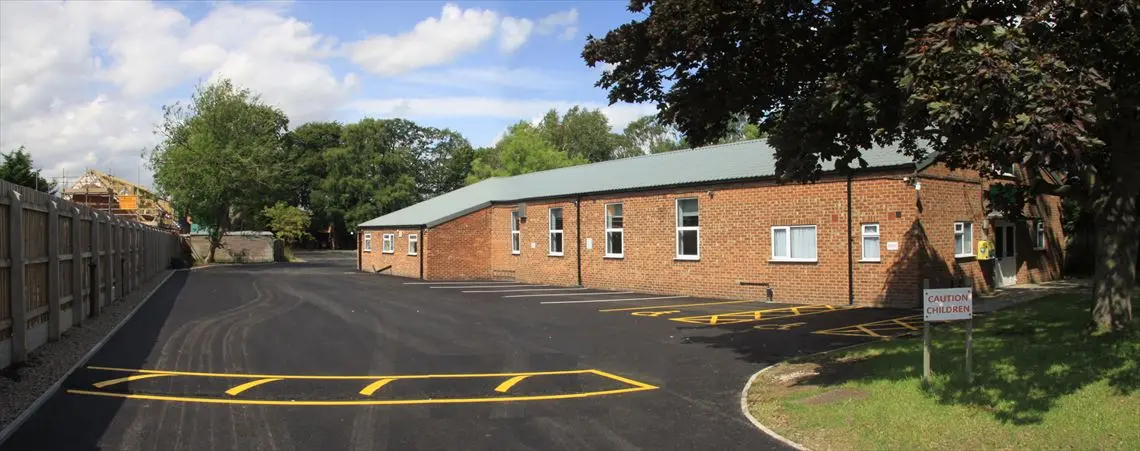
[62, 170, 178, 230]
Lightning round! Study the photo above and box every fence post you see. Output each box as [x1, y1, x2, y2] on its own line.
[103, 217, 113, 309]
[72, 208, 84, 326]
[90, 213, 101, 316]
[47, 200, 61, 341]
[126, 223, 134, 295]
[9, 190, 27, 363]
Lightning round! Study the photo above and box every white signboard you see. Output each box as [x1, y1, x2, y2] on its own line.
[886, 241, 899, 251]
[923, 288, 973, 321]
[585, 238, 593, 250]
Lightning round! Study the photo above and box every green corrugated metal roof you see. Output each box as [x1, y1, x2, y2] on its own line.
[359, 139, 918, 228]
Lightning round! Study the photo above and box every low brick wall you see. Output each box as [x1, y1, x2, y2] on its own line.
[185, 232, 278, 263]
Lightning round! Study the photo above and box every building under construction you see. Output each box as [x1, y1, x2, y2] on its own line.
[61, 170, 179, 230]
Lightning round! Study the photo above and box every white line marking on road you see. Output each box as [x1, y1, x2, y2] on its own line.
[462, 288, 591, 293]
[405, 281, 514, 285]
[430, 285, 542, 289]
[539, 296, 688, 305]
[504, 291, 635, 298]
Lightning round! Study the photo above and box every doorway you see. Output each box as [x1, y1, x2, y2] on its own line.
[992, 220, 1017, 287]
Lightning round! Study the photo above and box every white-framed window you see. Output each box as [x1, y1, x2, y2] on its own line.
[676, 198, 700, 259]
[861, 223, 880, 262]
[1033, 219, 1046, 250]
[382, 234, 394, 253]
[954, 221, 974, 257]
[510, 210, 521, 254]
[408, 234, 418, 255]
[363, 233, 372, 252]
[771, 225, 818, 262]
[605, 203, 624, 258]
[548, 208, 564, 256]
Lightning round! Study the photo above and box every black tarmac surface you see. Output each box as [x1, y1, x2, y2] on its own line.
[2, 251, 914, 450]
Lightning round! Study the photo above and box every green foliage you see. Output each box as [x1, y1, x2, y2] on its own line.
[537, 107, 624, 162]
[986, 184, 1032, 221]
[467, 122, 587, 183]
[261, 202, 312, 245]
[615, 115, 686, 157]
[149, 79, 289, 261]
[0, 146, 56, 194]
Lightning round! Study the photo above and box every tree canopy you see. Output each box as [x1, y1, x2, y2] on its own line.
[1, 146, 56, 194]
[468, 122, 588, 183]
[583, 0, 1138, 330]
[262, 201, 312, 245]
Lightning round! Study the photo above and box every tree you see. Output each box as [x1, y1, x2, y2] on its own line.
[537, 107, 623, 162]
[615, 115, 686, 158]
[467, 122, 587, 183]
[286, 121, 342, 208]
[1, 146, 56, 194]
[149, 79, 290, 263]
[584, 0, 1138, 331]
[412, 128, 475, 200]
[262, 201, 312, 246]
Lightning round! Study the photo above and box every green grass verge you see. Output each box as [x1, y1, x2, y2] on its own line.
[747, 294, 1139, 450]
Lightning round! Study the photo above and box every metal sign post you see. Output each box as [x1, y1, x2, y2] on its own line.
[922, 282, 975, 387]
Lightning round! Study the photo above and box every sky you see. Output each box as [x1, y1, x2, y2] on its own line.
[0, 0, 652, 189]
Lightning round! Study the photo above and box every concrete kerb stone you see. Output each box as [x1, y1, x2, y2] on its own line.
[0, 270, 180, 446]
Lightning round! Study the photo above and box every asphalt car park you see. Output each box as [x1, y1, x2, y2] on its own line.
[2, 255, 916, 450]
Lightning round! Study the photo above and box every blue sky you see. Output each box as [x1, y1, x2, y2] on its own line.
[0, 1, 654, 187]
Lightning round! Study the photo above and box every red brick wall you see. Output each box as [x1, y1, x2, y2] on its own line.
[487, 201, 580, 286]
[424, 208, 493, 280]
[359, 228, 420, 278]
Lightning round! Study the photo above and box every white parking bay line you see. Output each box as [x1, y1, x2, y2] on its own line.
[504, 291, 635, 298]
[430, 285, 542, 289]
[463, 287, 591, 293]
[539, 296, 687, 305]
[405, 281, 514, 285]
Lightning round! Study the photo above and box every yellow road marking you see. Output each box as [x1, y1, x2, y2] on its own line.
[225, 378, 283, 396]
[359, 378, 396, 396]
[588, 369, 659, 390]
[813, 314, 924, 338]
[86, 366, 595, 380]
[494, 375, 529, 393]
[753, 322, 806, 331]
[669, 305, 855, 326]
[66, 385, 657, 406]
[92, 373, 173, 388]
[630, 310, 681, 317]
[598, 299, 755, 312]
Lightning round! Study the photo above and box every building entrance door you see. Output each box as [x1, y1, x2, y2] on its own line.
[992, 221, 1017, 287]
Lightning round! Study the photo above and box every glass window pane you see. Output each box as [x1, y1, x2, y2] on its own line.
[773, 228, 788, 257]
[608, 231, 623, 254]
[679, 230, 698, 256]
[551, 232, 563, 253]
[550, 209, 563, 231]
[678, 199, 698, 227]
[863, 236, 880, 260]
[610, 216, 623, 229]
[607, 204, 623, 220]
[790, 227, 817, 259]
[512, 234, 520, 252]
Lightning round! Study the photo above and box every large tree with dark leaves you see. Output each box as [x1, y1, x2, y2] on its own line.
[584, 0, 1138, 331]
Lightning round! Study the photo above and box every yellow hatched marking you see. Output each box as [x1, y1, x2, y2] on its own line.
[494, 375, 529, 393]
[225, 378, 283, 396]
[92, 373, 173, 388]
[813, 315, 924, 338]
[630, 310, 681, 317]
[359, 378, 396, 396]
[669, 305, 852, 326]
[86, 366, 594, 380]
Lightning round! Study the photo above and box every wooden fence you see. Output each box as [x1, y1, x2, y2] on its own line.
[1, 179, 181, 369]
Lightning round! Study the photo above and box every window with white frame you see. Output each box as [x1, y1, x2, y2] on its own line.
[861, 223, 880, 261]
[510, 210, 521, 254]
[548, 208, 564, 255]
[382, 234, 394, 253]
[605, 203, 624, 257]
[363, 233, 372, 252]
[954, 222, 973, 257]
[771, 225, 818, 261]
[1033, 219, 1046, 250]
[676, 198, 700, 259]
[408, 234, 418, 255]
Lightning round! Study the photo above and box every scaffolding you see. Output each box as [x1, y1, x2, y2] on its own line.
[61, 169, 178, 230]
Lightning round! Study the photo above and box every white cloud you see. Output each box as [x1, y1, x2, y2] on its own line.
[351, 96, 656, 130]
[537, 9, 579, 41]
[0, 1, 354, 188]
[346, 4, 499, 76]
[499, 17, 533, 54]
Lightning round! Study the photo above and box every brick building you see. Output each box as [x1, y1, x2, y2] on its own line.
[357, 140, 1063, 307]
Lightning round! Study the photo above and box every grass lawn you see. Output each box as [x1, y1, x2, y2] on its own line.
[747, 293, 1139, 450]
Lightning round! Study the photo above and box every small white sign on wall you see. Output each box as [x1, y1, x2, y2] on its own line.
[886, 241, 899, 251]
[586, 238, 593, 250]
[530, 242, 536, 249]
